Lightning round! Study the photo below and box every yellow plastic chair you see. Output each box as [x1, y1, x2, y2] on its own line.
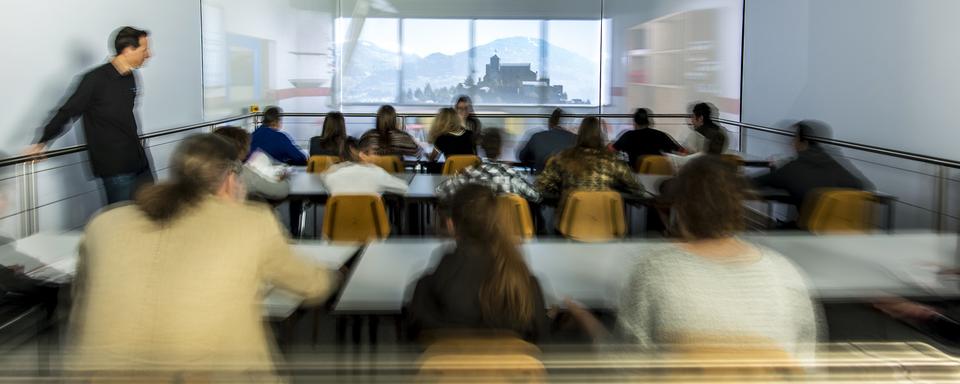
[800, 188, 875, 234]
[442, 155, 481, 175]
[496, 194, 535, 240]
[720, 153, 744, 167]
[557, 191, 626, 242]
[636, 155, 674, 175]
[417, 334, 545, 384]
[322, 195, 390, 242]
[306, 155, 339, 173]
[369, 155, 404, 173]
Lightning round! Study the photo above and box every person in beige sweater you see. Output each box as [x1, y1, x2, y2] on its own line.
[66, 134, 338, 382]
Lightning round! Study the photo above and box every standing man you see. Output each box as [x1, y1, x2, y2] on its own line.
[27, 27, 154, 204]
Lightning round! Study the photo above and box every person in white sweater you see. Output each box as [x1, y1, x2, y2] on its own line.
[322, 137, 409, 195]
[568, 156, 820, 361]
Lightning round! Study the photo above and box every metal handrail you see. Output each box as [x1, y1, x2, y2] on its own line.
[0, 113, 254, 168]
[715, 118, 960, 169]
[4, 111, 960, 170]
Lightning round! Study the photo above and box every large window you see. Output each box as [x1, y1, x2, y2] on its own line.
[335, 17, 609, 107]
[401, 19, 470, 104]
[336, 18, 400, 103]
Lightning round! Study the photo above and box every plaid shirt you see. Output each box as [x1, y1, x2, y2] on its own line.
[535, 148, 644, 200]
[435, 162, 542, 202]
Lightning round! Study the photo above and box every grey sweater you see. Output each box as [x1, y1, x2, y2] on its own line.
[240, 166, 290, 201]
[617, 242, 819, 360]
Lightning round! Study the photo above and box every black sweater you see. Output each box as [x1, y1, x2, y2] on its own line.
[39, 63, 149, 177]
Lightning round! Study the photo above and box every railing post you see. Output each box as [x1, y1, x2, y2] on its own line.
[937, 165, 949, 232]
[739, 124, 747, 154]
[18, 160, 39, 238]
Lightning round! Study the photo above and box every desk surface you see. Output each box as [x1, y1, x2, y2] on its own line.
[290, 171, 665, 201]
[0, 232, 358, 319]
[335, 233, 960, 313]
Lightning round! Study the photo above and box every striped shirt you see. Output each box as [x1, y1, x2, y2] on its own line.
[435, 162, 541, 202]
[359, 129, 423, 158]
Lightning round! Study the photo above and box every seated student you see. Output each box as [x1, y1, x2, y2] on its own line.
[69, 134, 337, 380]
[683, 102, 729, 154]
[249, 106, 308, 166]
[407, 184, 548, 342]
[310, 111, 351, 156]
[535, 116, 644, 204]
[454, 95, 482, 139]
[427, 107, 476, 163]
[358, 105, 423, 158]
[213, 126, 290, 201]
[620, 157, 818, 358]
[436, 128, 541, 203]
[665, 126, 728, 171]
[753, 120, 872, 207]
[518, 108, 576, 173]
[322, 137, 409, 195]
[570, 157, 819, 359]
[613, 108, 682, 167]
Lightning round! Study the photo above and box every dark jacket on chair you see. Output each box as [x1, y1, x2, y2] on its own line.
[753, 146, 872, 207]
[406, 241, 549, 343]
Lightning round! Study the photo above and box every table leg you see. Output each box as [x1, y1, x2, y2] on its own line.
[289, 199, 304, 238]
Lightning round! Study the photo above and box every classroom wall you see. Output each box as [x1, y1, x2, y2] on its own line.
[0, 0, 203, 237]
[742, 0, 960, 230]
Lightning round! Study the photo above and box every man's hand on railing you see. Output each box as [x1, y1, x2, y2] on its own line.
[23, 143, 47, 160]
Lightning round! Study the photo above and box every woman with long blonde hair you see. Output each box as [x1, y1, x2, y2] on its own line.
[426, 107, 476, 162]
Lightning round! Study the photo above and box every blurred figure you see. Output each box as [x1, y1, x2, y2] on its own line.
[427, 107, 476, 163]
[28, 27, 154, 204]
[536, 116, 643, 205]
[309, 111, 352, 156]
[213, 126, 290, 201]
[322, 137, 409, 195]
[753, 120, 872, 207]
[249, 106, 308, 166]
[359, 105, 423, 158]
[68, 134, 337, 380]
[436, 128, 541, 202]
[518, 108, 577, 173]
[407, 184, 548, 342]
[0, 169, 62, 314]
[454, 95, 482, 139]
[613, 108, 682, 168]
[666, 127, 728, 171]
[683, 102, 729, 154]
[618, 156, 818, 358]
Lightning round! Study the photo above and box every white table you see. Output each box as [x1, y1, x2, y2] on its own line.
[0, 232, 359, 319]
[746, 232, 960, 299]
[335, 239, 660, 313]
[335, 233, 960, 313]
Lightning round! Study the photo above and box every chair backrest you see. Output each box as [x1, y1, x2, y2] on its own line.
[496, 194, 535, 240]
[720, 153, 744, 167]
[442, 155, 482, 175]
[557, 191, 626, 242]
[418, 334, 544, 384]
[369, 155, 404, 173]
[322, 195, 390, 242]
[307, 155, 339, 173]
[800, 188, 875, 234]
[636, 155, 674, 175]
[417, 353, 545, 384]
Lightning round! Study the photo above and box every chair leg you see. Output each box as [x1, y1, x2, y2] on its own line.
[335, 315, 347, 345]
[368, 315, 379, 346]
[351, 315, 363, 345]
